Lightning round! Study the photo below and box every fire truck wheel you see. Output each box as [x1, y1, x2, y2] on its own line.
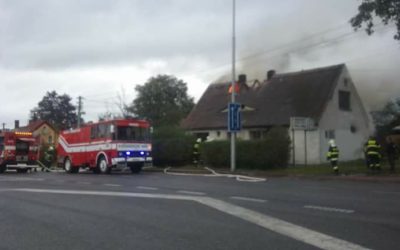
[64, 158, 74, 173]
[0, 165, 6, 173]
[97, 157, 111, 174]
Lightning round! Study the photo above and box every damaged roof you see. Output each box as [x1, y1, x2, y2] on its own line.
[182, 64, 345, 130]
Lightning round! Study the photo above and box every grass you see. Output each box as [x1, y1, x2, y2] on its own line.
[162, 159, 400, 177]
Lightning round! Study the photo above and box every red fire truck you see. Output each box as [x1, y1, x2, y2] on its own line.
[57, 119, 152, 174]
[0, 131, 39, 173]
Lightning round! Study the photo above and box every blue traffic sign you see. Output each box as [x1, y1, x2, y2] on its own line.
[228, 102, 241, 132]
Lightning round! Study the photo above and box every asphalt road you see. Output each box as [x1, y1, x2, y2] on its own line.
[0, 169, 399, 250]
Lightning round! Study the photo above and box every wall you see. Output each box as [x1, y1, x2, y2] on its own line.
[318, 68, 371, 162]
[192, 129, 251, 141]
[289, 129, 321, 165]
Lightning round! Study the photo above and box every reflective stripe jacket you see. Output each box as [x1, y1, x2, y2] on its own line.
[327, 146, 339, 161]
[365, 140, 381, 157]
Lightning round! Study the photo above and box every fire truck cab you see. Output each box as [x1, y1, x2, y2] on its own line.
[0, 131, 39, 173]
[57, 119, 152, 174]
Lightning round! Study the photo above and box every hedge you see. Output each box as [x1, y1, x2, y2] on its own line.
[200, 127, 290, 169]
[152, 126, 195, 166]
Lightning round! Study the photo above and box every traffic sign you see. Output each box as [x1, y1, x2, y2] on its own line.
[228, 103, 241, 132]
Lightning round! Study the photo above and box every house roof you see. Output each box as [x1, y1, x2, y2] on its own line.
[182, 64, 345, 130]
[16, 120, 56, 132]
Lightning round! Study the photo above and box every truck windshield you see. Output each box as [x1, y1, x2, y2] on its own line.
[16, 139, 29, 154]
[116, 126, 150, 141]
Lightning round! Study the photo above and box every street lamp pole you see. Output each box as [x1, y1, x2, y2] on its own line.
[230, 0, 236, 172]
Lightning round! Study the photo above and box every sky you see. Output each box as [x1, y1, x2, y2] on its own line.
[1, 0, 399, 128]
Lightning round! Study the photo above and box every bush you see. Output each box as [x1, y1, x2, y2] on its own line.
[152, 126, 195, 166]
[200, 127, 290, 169]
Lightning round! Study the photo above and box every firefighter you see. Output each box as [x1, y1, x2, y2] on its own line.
[365, 137, 381, 171]
[326, 139, 339, 174]
[193, 138, 201, 166]
[43, 145, 54, 172]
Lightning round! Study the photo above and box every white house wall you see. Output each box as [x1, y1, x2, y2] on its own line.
[318, 68, 370, 163]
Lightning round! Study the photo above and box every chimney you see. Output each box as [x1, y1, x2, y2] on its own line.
[267, 70, 276, 80]
[14, 120, 19, 129]
[238, 74, 246, 84]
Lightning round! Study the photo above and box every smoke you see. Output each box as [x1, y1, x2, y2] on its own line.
[200, 1, 399, 112]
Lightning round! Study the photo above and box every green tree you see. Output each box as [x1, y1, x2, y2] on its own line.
[30, 91, 78, 130]
[371, 98, 400, 140]
[129, 75, 195, 127]
[350, 0, 400, 40]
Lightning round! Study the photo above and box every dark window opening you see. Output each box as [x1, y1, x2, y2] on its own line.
[195, 132, 209, 142]
[250, 131, 262, 140]
[325, 130, 335, 139]
[350, 125, 357, 133]
[339, 90, 351, 111]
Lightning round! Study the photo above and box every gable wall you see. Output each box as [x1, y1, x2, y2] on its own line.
[318, 68, 371, 162]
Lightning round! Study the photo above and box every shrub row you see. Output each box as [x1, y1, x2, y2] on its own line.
[152, 126, 195, 166]
[200, 127, 291, 169]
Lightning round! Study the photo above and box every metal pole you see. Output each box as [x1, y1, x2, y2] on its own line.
[292, 129, 295, 167]
[230, 0, 236, 172]
[304, 130, 307, 166]
[78, 96, 82, 128]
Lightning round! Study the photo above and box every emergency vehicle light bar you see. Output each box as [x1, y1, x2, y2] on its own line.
[15, 132, 32, 136]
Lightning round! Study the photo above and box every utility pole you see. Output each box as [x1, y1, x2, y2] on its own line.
[230, 0, 236, 172]
[1, 123, 5, 131]
[77, 96, 83, 128]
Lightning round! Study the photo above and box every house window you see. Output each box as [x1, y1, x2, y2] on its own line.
[325, 130, 335, 139]
[250, 131, 262, 140]
[344, 78, 349, 87]
[195, 132, 209, 141]
[48, 135, 53, 144]
[338, 90, 351, 111]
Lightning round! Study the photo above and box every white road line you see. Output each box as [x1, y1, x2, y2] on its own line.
[103, 184, 122, 187]
[8, 188, 370, 250]
[373, 191, 400, 195]
[177, 190, 206, 195]
[230, 196, 267, 203]
[304, 205, 354, 214]
[136, 186, 158, 190]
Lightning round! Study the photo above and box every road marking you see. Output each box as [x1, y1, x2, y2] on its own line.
[304, 205, 354, 214]
[373, 191, 400, 195]
[136, 186, 158, 190]
[163, 167, 266, 182]
[8, 188, 370, 250]
[230, 196, 267, 203]
[177, 190, 205, 195]
[103, 184, 122, 187]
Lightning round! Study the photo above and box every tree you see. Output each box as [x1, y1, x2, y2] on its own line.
[371, 98, 400, 140]
[129, 75, 195, 127]
[30, 91, 78, 130]
[350, 0, 400, 40]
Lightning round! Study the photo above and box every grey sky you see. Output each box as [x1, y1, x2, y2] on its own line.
[1, 0, 399, 128]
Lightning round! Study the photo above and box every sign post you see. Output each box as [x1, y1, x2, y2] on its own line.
[229, 0, 237, 172]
